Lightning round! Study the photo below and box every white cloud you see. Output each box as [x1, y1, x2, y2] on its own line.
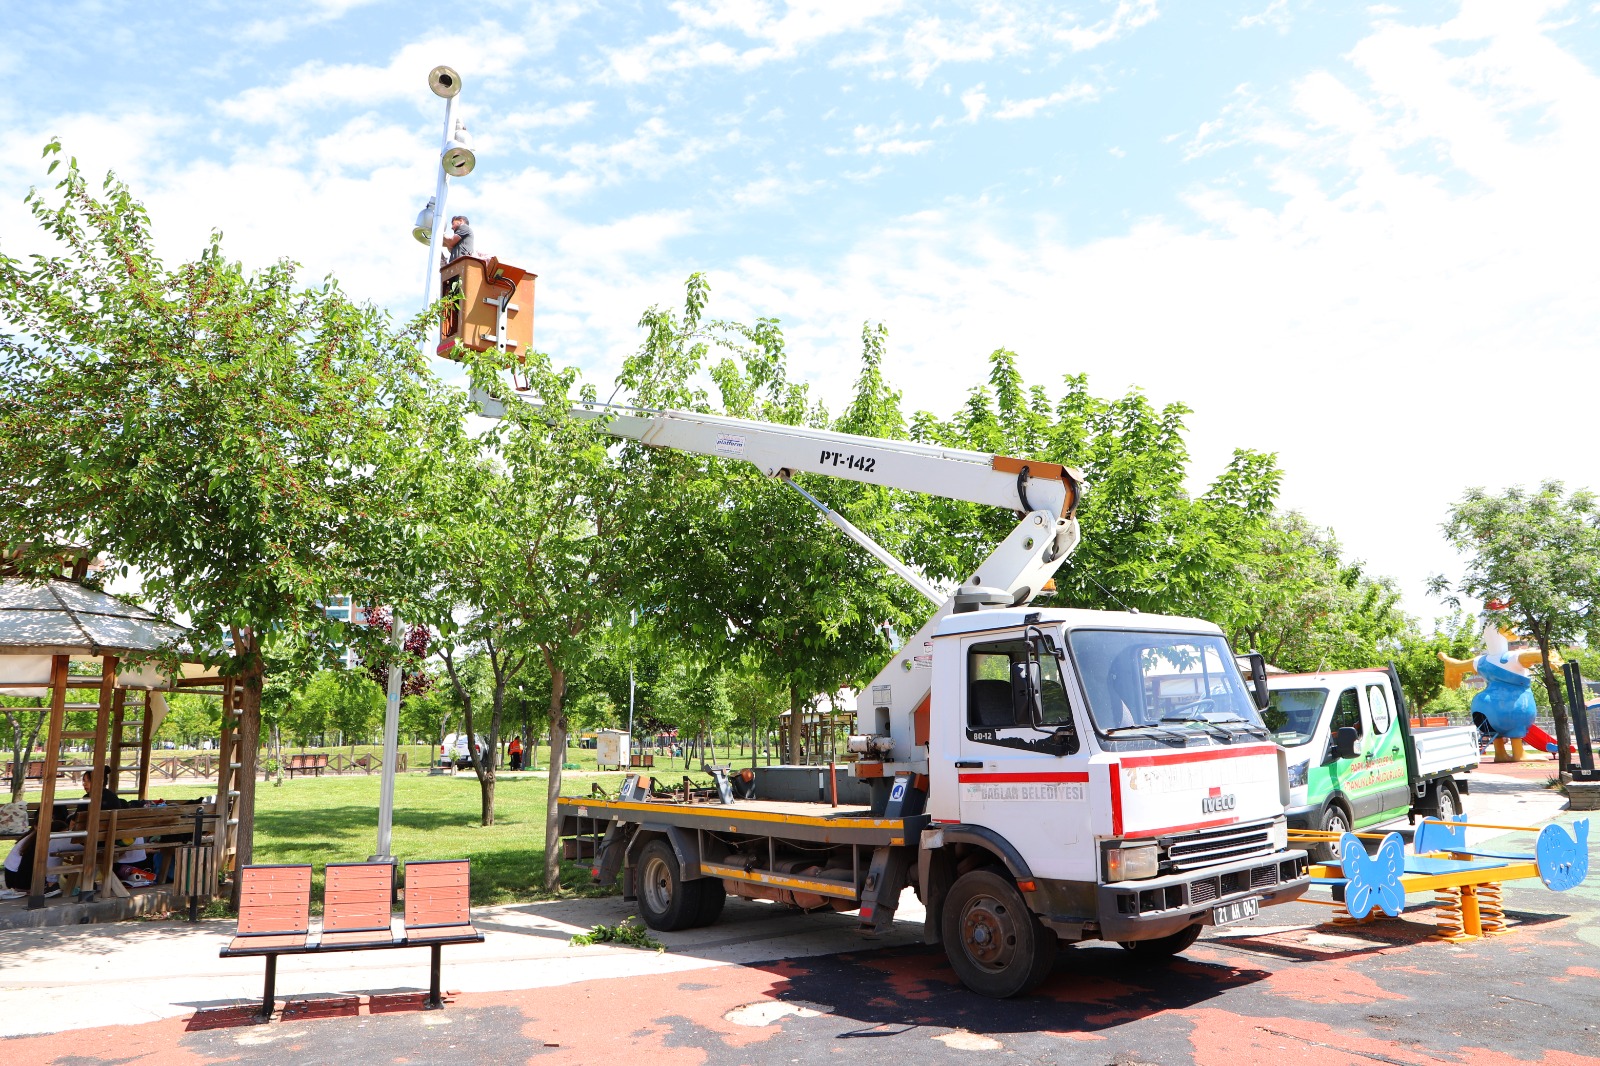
[837, 121, 932, 155]
[1055, 0, 1160, 52]
[992, 81, 1099, 119]
[240, 0, 386, 45]
[215, 29, 537, 123]
[599, 0, 904, 84]
[1238, 0, 1292, 32]
[960, 84, 989, 122]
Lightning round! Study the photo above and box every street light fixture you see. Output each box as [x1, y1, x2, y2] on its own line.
[374, 62, 475, 864]
[412, 196, 436, 245]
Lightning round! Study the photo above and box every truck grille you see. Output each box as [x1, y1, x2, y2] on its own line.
[1166, 821, 1275, 872]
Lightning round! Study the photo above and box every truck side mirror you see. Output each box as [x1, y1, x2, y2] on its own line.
[1333, 726, 1360, 760]
[1011, 659, 1044, 728]
[1246, 651, 1270, 712]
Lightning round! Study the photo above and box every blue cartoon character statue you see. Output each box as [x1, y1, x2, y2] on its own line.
[1440, 603, 1551, 763]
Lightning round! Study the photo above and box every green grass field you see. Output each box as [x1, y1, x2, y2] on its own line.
[148, 768, 639, 906]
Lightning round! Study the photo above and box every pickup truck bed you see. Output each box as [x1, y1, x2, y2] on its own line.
[1410, 724, 1479, 780]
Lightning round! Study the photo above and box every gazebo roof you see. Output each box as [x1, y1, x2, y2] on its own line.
[0, 578, 188, 658]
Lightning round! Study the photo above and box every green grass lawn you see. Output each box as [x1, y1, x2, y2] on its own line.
[148, 768, 639, 907]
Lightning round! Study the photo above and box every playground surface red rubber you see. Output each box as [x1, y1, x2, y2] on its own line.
[10, 855, 1600, 1066]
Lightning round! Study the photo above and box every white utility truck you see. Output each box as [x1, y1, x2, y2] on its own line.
[513, 401, 1311, 997]
[1266, 668, 1479, 862]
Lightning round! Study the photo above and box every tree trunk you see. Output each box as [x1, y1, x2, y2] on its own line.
[1534, 632, 1572, 774]
[6, 709, 46, 802]
[543, 664, 567, 891]
[231, 638, 265, 908]
[788, 684, 803, 766]
[474, 672, 509, 827]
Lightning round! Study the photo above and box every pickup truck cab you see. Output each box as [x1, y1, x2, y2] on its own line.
[1265, 668, 1478, 861]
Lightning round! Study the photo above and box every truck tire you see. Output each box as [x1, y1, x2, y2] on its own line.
[1313, 803, 1351, 865]
[635, 839, 704, 931]
[1119, 923, 1202, 959]
[695, 878, 727, 926]
[1430, 780, 1461, 822]
[940, 868, 1057, 998]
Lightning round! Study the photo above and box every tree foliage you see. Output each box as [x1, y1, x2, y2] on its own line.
[1431, 481, 1600, 772]
[0, 145, 458, 875]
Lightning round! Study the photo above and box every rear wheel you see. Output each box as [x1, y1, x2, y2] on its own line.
[940, 868, 1057, 998]
[1119, 923, 1202, 960]
[1431, 781, 1460, 822]
[1313, 803, 1351, 865]
[635, 839, 704, 931]
[694, 878, 727, 926]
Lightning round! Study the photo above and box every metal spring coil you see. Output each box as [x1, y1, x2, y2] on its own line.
[1433, 886, 1467, 941]
[1477, 883, 1507, 936]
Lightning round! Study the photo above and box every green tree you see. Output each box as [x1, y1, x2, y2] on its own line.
[0, 146, 457, 878]
[1, 696, 46, 801]
[1225, 513, 1410, 672]
[296, 670, 384, 747]
[1431, 481, 1600, 773]
[157, 692, 222, 749]
[1391, 613, 1478, 717]
[906, 354, 1286, 622]
[414, 344, 622, 893]
[616, 283, 920, 764]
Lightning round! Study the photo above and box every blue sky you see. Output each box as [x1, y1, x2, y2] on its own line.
[4, 1, 1599, 624]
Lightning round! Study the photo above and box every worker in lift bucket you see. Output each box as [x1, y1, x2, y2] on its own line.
[442, 214, 475, 262]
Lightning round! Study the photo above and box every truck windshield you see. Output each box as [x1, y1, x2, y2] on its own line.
[1263, 688, 1326, 747]
[1067, 629, 1264, 734]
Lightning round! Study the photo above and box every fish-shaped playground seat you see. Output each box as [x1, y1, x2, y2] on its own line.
[1536, 821, 1589, 892]
[1416, 814, 1589, 893]
[1340, 831, 1406, 920]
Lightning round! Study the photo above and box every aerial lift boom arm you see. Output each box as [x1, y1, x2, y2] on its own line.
[471, 390, 1085, 776]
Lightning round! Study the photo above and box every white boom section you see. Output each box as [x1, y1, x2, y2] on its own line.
[470, 392, 1083, 776]
[595, 406, 1074, 518]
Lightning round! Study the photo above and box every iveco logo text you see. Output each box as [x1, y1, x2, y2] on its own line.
[1202, 793, 1236, 813]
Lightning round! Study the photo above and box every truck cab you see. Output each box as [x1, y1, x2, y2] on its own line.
[921, 608, 1308, 953]
[1266, 669, 1478, 862]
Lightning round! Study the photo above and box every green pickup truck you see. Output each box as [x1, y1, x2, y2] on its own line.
[1265, 666, 1479, 862]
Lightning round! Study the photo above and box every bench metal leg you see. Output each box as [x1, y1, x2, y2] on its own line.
[426, 944, 443, 1010]
[261, 955, 277, 1021]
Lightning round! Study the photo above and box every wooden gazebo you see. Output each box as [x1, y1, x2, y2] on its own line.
[0, 578, 242, 913]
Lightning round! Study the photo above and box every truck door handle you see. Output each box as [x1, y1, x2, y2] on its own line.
[955, 761, 983, 769]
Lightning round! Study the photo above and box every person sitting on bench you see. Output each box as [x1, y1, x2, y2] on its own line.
[0, 817, 76, 900]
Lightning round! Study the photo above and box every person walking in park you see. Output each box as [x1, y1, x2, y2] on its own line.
[508, 735, 523, 771]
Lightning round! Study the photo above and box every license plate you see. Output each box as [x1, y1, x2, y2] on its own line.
[1212, 897, 1260, 926]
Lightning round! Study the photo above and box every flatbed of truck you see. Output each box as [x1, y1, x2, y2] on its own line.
[558, 796, 919, 846]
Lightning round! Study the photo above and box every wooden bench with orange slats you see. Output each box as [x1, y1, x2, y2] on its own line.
[219, 859, 481, 1019]
[402, 859, 485, 1009]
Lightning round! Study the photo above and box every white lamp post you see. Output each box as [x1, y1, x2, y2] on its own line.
[374, 63, 474, 864]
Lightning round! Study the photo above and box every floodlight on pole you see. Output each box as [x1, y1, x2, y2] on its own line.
[412, 197, 436, 245]
[375, 62, 475, 864]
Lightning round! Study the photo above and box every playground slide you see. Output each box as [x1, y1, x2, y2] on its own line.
[1524, 724, 1573, 754]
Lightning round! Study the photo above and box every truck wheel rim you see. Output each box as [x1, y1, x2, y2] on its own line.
[1438, 790, 1457, 820]
[1327, 813, 1348, 857]
[642, 855, 673, 913]
[959, 894, 1019, 972]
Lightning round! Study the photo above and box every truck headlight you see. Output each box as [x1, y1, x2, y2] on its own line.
[1269, 820, 1288, 852]
[1106, 844, 1160, 881]
[1286, 759, 1309, 788]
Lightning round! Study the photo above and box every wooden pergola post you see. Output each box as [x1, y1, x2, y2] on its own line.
[28, 654, 70, 909]
[75, 656, 118, 901]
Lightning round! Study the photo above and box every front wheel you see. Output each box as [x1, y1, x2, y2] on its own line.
[1119, 923, 1202, 960]
[1313, 803, 1351, 865]
[940, 869, 1057, 998]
